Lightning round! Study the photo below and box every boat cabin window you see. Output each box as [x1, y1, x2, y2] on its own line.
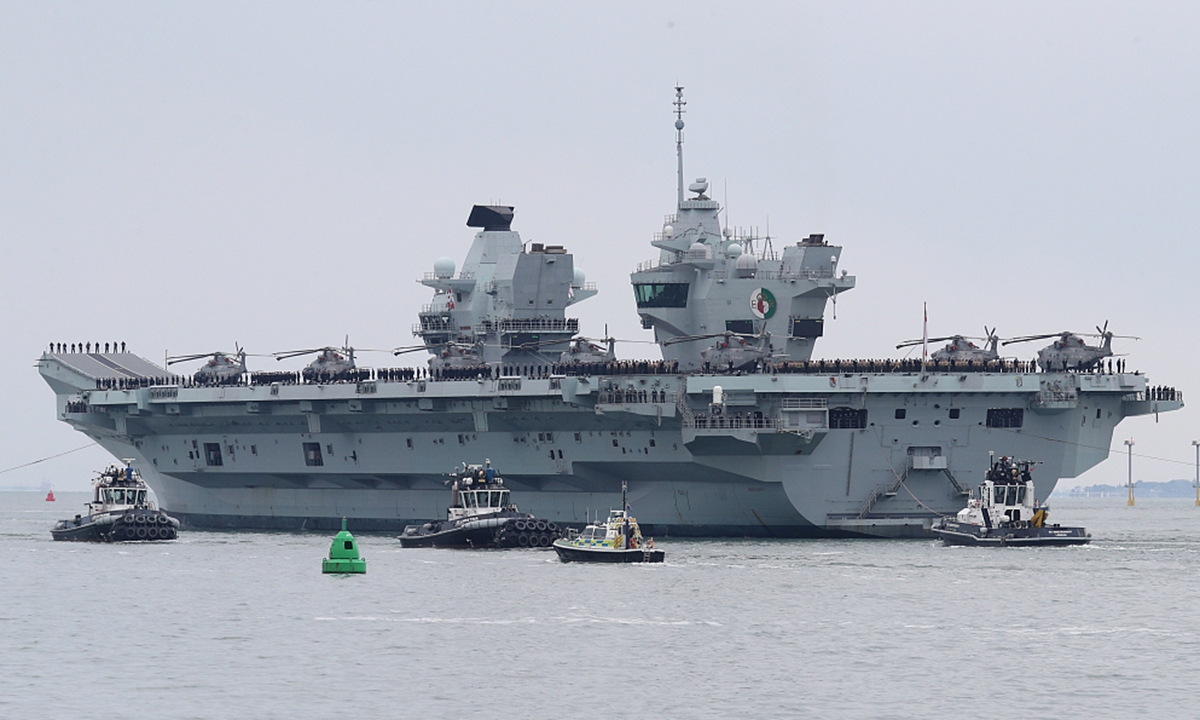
[993, 486, 1005, 505]
[1017, 486, 1026, 505]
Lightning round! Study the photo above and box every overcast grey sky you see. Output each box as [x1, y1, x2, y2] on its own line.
[2, 2, 1196, 491]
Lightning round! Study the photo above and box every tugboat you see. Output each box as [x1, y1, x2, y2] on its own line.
[399, 461, 561, 548]
[552, 482, 665, 563]
[932, 455, 1090, 547]
[50, 463, 179, 542]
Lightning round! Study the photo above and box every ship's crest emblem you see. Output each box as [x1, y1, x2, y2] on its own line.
[750, 288, 776, 319]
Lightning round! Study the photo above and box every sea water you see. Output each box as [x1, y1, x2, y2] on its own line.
[4, 492, 1199, 719]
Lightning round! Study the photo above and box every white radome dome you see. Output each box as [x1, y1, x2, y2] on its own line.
[735, 252, 757, 278]
[726, 243, 743, 258]
[573, 267, 586, 287]
[433, 257, 456, 279]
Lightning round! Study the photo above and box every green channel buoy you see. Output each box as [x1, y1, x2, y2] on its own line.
[322, 518, 366, 574]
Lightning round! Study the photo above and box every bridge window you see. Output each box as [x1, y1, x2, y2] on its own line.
[949, 409, 960, 419]
[829, 407, 868, 429]
[633, 283, 689, 308]
[203, 443, 223, 467]
[791, 318, 824, 338]
[986, 409, 1024, 428]
[726, 320, 754, 335]
[894, 409, 906, 419]
[303, 442, 324, 467]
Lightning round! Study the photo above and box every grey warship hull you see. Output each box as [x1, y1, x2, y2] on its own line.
[38, 353, 1180, 538]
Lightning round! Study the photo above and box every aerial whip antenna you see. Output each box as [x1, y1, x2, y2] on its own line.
[674, 85, 686, 209]
[922, 302, 929, 373]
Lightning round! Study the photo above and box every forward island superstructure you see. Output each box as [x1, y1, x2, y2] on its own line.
[37, 89, 1183, 537]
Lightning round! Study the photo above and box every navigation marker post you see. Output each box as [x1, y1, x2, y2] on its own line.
[1192, 440, 1199, 507]
[1124, 438, 1135, 507]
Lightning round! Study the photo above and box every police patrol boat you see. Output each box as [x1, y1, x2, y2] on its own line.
[932, 455, 1090, 546]
[50, 462, 179, 542]
[552, 482, 664, 563]
[36, 89, 1184, 538]
[399, 461, 561, 548]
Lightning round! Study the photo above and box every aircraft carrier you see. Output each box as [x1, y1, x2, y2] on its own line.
[37, 89, 1183, 537]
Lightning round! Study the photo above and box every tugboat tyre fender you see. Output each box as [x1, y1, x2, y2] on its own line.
[517, 533, 530, 547]
[123, 513, 136, 524]
[146, 526, 159, 539]
[135, 526, 148, 539]
[135, 514, 147, 524]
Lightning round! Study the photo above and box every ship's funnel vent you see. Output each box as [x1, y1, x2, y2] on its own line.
[467, 205, 515, 231]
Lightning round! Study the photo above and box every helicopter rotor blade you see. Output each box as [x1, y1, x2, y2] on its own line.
[896, 335, 963, 349]
[272, 347, 328, 361]
[1002, 332, 1064, 346]
[165, 352, 215, 365]
[392, 345, 429, 356]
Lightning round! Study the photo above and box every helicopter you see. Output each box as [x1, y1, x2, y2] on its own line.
[394, 340, 484, 372]
[1003, 321, 1137, 371]
[558, 336, 617, 365]
[665, 330, 774, 373]
[273, 344, 359, 382]
[896, 327, 1001, 362]
[166, 347, 248, 385]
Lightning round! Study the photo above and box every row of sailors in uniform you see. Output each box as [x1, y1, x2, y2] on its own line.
[88, 358, 1170, 392]
[1147, 386, 1181, 402]
[50, 342, 127, 354]
[772, 358, 1040, 374]
[598, 388, 671, 404]
[772, 358, 1129, 375]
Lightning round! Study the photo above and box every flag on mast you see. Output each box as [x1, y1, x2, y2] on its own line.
[922, 302, 929, 369]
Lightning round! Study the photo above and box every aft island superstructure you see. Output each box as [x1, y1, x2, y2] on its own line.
[37, 89, 1183, 537]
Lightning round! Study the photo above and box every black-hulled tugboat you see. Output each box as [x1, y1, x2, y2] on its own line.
[932, 455, 1090, 547]
[399, 461, 561, 548]
[50, 463, 180, 542]
[552, 482, 665, 563]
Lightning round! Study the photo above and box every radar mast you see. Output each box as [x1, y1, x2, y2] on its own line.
[674, 86, 686, 209]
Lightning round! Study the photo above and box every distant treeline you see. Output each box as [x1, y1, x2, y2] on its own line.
[1063, 479, 1197, 498]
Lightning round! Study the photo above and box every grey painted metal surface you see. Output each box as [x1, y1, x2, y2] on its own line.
[36, 89, 1184, 537]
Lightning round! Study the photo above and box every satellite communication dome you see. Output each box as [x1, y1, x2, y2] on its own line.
[433, 257, 456, 279]
[735, 252, 757, 278]
[663, 224, 674, 238]
[573, 267, 586, 288]
[688, 241, 709, 258]
[726, 243, 743, 258]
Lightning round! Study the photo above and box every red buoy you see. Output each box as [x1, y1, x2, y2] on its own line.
[45, 490, 55, 502]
